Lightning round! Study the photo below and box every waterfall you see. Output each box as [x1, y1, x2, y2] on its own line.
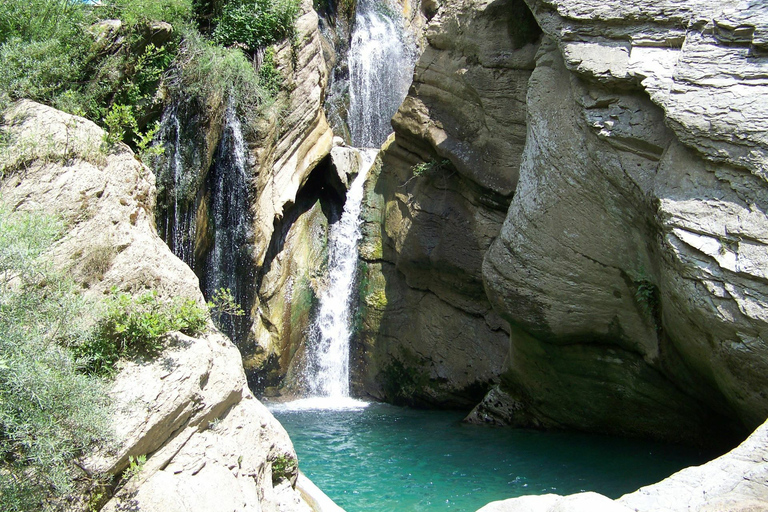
[202, 103, 254, 343]
[348, 0, 417, 147]
[156, 105, 196, 268]
[305, 151, 377, 399]
[293, 0, 416, 408]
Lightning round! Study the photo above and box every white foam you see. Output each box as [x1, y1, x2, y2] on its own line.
[267, 397, 371, 413]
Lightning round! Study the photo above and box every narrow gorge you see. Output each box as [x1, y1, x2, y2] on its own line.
[0, 0, 767, 510]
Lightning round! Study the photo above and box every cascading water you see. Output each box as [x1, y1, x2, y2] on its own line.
[298, 0, 417, 406]
[305, 151, 376, 399]
[348, 0, 418, 147]
[156, 105, 197, 268]
[202, 103, 254, 343]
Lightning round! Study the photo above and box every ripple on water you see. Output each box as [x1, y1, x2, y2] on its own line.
[271, 403, 715, 512]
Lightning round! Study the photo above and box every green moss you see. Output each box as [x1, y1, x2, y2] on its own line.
[364, 289, 387, 310]
[380, 348, 431, 406]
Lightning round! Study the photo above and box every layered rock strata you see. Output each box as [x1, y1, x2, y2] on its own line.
[474, 0, 768, 444]
[355, 0, 541, 406]
[0, 100, 319, 511]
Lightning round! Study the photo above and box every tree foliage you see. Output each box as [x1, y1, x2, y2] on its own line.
[212, 0, 300, 53]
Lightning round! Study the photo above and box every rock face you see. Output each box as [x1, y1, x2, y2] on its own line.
[250, 146, 377, 395]
[153, 0, 337, 386]
[0, 100, 317, 511]
[476, 416, 768, 511]
[474, 0, 768, 444]
[249, 0, 335, 268]
[355, 0, 541, 406]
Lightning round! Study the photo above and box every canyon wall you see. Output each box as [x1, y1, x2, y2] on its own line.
[354, 0, 540, 406]
[360, 0, 768, 444]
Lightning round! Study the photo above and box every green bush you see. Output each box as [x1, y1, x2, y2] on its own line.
[257, 46, 282, 98]
[0, 36, 90, 111]
[212, 0, 300, 52]
[0, 207, 112, 511]
[101, 0, 194, 28]
[0, 0, 88, 45]
[411, 158, 450, 178]
[172, 27, 272, 113]
[103, 103, 139, 145]
[76, 290, 209, 376]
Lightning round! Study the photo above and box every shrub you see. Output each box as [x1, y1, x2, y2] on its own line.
[172, 27, 272, 114]
[0, 207, 112, 511]
[101, 0, 194, 29]
[76, 290, 209, 376]
[0, 37, 90, 111]
[257, 46, 282, 98]
[104, 104, 139, 145]
[411, 158, 450, 178]
[211, 0, 300, 53]
[0, 0, 88, 45]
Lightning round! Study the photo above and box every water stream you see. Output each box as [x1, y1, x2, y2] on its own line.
[348, 0, 417, 147]
[201, 103, 254, 342]
[304, 151, 376, 399]
[156, 104, 197, 268]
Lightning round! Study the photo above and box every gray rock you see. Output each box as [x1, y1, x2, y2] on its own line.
[0, 100, 322, 511]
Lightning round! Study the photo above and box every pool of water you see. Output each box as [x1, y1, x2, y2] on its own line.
[271, 402, 714, 512]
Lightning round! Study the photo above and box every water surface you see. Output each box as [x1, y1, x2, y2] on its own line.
[272, 403, 712, 512]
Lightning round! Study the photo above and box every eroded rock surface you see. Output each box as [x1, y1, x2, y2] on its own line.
[0, 100, 316, 512]
[472, 0, 768, 444]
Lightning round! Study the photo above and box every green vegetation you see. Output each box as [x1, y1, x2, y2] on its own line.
[634, 279, 659, 317]
[212, 0, 300, 53]
[411, 158, 451, 178]
[0, 207, 112, 511]
[76, 290, 209, 376]
[208, 287, 245, 324]
[101, 0, 194, 29]
[269, 453, 298, 483]
[123, 454, 147, 480]
[258, 46, 282, 98]
[171, 27, 272, 118]
[0, 0, 300, 154]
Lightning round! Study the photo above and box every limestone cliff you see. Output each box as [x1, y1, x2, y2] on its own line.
[355, 0, 540, 406]
[360, 0, 768, 444]
[477, 0, 768, 444]
[0, 100, 317, 511]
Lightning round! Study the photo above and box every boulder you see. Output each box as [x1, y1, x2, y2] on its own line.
[0, 100, 324, 511]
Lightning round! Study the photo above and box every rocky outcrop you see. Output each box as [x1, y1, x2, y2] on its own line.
[475, 0, 768, 444]
[354, 0, 541, 406]
[250, 0, 335, 268]
[356, 140, 510, 406]
[0, 100, 320, 511]
[476, 416, 768, 511]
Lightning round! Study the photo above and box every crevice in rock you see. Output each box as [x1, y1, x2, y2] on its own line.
[257, 154, 346, 288]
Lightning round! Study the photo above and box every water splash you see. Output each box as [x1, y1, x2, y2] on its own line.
[305, 151, 377, 398]
[348, 0, 417, 147]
